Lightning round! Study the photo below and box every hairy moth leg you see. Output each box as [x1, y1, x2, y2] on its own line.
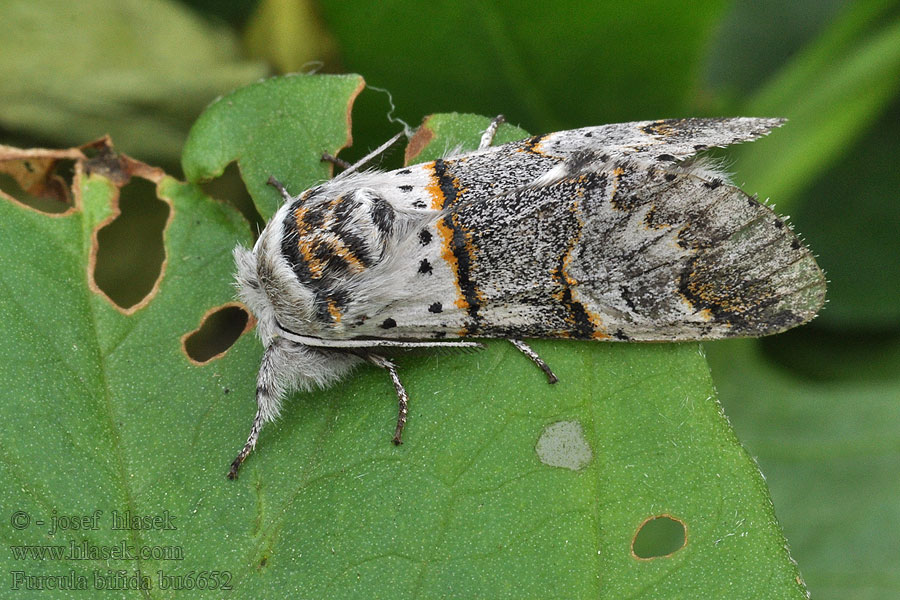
[368, 354, 410, 445]
[227, 342, 286, 479]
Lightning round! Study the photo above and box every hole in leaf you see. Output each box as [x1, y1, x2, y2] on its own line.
[0, 159, 75, 214]
[183, 305, 252, 364]
[199, 161, 265, 237]
[93, 177, 169, 309]
[632, 515, 686, 559]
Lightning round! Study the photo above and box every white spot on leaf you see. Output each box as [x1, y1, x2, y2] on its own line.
[536, 420, 592, 471]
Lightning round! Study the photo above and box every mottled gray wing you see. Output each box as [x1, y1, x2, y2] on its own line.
[420, 159, 825, 342]
[421, 118, 785, 206]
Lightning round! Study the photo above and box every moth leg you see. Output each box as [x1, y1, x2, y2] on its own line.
[478, 114, 506, 150]
[368, 354, 410, 445]
[228, 342, 285, 480]
[508, 339, 559, 384]
[266, 175, 293, 204]
[321, 152, 352, 170]
[228, 408, 263, 480]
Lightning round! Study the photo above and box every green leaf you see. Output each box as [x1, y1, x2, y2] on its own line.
[0, 151, 259, 594]
[0, 0, 267, 164]
[707, 339, 900, 600]
[0, 78, 807, 598]
[403, 113, 531, 164]
[181, 73, 365, 219]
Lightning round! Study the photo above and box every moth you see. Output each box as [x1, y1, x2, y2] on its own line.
[228, 116, 825, 478]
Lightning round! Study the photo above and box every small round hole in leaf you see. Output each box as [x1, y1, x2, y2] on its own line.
[184, 305, 252, 364]
[632, 515, 686, 559]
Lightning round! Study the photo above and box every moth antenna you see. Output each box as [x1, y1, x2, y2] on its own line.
[333, 132, 405, 181]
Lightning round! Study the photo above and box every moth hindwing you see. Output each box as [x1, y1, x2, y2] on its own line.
[226, 116, 825, 478]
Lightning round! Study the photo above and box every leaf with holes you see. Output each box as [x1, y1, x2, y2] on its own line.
[1, 75, 808, 598]
[0, 140, 261, 592]
[182, 73, 366, 220]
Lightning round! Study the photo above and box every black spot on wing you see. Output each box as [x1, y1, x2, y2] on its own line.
[418, 258, 432, 274]
[380, 318, 397, 329]
[370, 195, 395, 235]
[428, 302, 442, 313]
[419, 229, 433, 245]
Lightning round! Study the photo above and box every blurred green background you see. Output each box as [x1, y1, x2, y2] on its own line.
[1, 1, 898, 598]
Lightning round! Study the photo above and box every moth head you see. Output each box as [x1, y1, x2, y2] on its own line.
[233, 202, 321, 343]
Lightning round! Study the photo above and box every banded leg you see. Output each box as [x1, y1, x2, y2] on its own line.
[508, 339, 558, 384]
[227, 341, 287, 480]
[228, 409, 263, 480]
[321, 152, 352, 170]
[478, 114, 506, 150]
[368, 354, 410, 445]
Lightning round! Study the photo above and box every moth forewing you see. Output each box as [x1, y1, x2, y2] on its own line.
[227, 116, 825, 478]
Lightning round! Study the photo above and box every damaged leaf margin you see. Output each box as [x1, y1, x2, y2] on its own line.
[182, 73, 366, 220]
[1, 138, 173, 314]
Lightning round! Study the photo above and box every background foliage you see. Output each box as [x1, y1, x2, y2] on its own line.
[1, 1, 898, 598]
